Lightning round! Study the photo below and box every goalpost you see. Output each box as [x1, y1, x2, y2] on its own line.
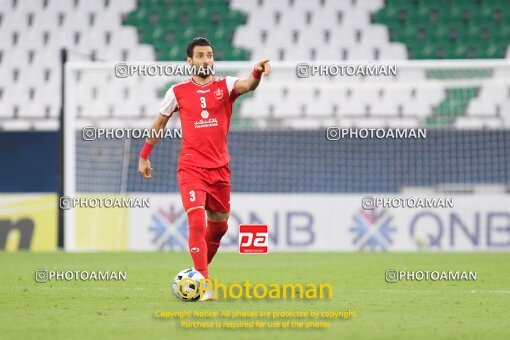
[63, 60, 510, 251]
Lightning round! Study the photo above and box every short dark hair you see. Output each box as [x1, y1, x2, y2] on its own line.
[186, 37, 213, 58]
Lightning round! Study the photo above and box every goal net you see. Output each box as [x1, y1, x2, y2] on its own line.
[63, 60, 510, 251]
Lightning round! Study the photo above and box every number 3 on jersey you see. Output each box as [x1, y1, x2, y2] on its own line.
[189, 190, 196, 202]
[200, 97, 206, 108]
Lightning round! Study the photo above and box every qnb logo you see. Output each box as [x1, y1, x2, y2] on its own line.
[239, 224, 269, 254]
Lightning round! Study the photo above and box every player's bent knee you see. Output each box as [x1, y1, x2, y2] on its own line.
[206, 210, 229, 222]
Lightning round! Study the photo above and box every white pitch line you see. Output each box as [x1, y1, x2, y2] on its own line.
[486, 290, 510, 294]
[356, 289, 510, 294]
[17, 286, 168, 291]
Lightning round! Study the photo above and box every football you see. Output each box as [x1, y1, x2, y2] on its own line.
[172, 268, 204, 302]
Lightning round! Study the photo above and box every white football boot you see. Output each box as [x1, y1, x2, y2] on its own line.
[198, 277, 216, 302]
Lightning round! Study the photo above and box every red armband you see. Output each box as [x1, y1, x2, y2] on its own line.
[140, 142, 154, 159]
[252, 68, 262, 79]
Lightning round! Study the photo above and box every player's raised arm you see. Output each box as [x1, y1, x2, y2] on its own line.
[234, 59, 271, 95]
[137, 114, 170, 179]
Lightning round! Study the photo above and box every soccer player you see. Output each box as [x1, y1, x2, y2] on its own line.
[138, 37, 270, 301]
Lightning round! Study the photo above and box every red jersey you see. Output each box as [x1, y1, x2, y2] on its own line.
[159, 76, 240, 168]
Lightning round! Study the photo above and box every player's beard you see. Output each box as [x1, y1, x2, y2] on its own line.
[195, 63, 213, 78]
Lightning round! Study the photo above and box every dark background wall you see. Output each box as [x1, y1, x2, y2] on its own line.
[3, 130, 508, 193]
[0, 132, 58, 192]
[98, 129, 510, 193]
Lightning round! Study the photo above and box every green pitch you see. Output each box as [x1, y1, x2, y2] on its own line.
[1, 252, 509, 339]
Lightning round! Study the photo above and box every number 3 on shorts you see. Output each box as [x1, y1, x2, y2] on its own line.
[189, 190, 196, 202]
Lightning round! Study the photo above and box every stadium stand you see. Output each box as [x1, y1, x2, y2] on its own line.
[125, 0, 249, 61]
[0, 0, 509, 130]
[373, 0, 510, 59]
[1, 0, 508, 195]
[373, 0, 510, 127]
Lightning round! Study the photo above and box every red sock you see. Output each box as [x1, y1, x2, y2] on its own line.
[187, 209, 209, 278]
[205, 220, 229, 264]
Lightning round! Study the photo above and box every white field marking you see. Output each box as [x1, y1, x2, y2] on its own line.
[25, 287, 510, 294]
[25, 287, 167, 291]
[356, 290, 510, 294]
[484, 290, 510, 294]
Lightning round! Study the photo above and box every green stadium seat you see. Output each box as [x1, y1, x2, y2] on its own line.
[224, 10, 246, 25]
[373, 1, 510, 60]
[461, 25, 481, 39]
[230, 48, 248, 60]
[163, 10, 181, 23]
[212, 27, 229, 41]
[194, 8, 209, 22]
[484, 43, 504, 58]
[452, 45, 468, 59]
[141, 0, 163, 10]
[207, 0, 230, 7]
[166, 46, 183, 60]
[124, 8, 147, 26]
[150, 27, 167, 43]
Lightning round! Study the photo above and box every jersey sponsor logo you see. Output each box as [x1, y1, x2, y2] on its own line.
[200, 110, 209, 119]
[214, 88, 224, 100]
[196, 89, 210, 93]
[194, 118, 218, 129]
